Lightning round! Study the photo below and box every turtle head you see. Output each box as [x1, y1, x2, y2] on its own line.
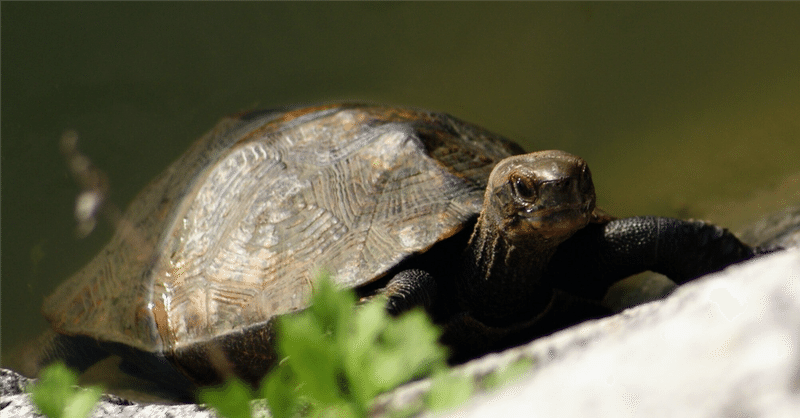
[483, 150, 596, 245]
[461, 150, 597, 324]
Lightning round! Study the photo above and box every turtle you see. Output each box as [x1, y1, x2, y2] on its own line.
[33, 103, 758, 399]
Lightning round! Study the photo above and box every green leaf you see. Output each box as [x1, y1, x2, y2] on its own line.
[62, 387, 103, 418]
[258, 274, 454, 418]
[312, 402, 360, 418]
[308, 275, 355, 337]
[278, 314, 343, 406]
[198, 378, 255, 418]
[426, 371, 474, 412]
[340, 299, 388, 405]
[261, 364, 305, 418]
[28, 362, 102, 418]
[377, 309, 447, 384]
[482, 358, 533, 390]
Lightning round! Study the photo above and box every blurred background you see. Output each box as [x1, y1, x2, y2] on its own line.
[2, 3, 799, 370]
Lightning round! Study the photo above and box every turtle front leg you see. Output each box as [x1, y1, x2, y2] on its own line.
[550, 216, 766, 299]
[382, 269, 438, 316]
[599, 216, 758, 283]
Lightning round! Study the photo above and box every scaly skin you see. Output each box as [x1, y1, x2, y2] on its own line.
[384, 150, 758, 364]
[457, 151, 596, 325]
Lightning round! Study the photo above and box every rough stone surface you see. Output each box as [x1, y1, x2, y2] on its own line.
[436, 248, 800, 418]
[373, 206, 800, 417]
[4, 206, 799, 418]
[0, 368, 217, 418]
[740, 205, 800, 249]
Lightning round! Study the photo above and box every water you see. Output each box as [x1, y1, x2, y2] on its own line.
[2, 2, 799, 383]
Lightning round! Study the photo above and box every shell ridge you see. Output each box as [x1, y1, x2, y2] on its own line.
[42, 104, 523, 356]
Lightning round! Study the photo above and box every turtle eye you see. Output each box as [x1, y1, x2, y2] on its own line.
[579, 164, 593, 192]
[512, 175, 536, 200]
[581, 164, 590, 181]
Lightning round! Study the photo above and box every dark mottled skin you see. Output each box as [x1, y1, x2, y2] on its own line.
[383, 151, 758, 364]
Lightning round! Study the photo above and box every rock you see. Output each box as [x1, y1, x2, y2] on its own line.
[6, 206, 800, 418]
[0, 368, 217, 418]
[0, 368, 28, 397]
[373, 206, 800, 417]
[435, 248, 800, 417]
[739, 205, 800, 249]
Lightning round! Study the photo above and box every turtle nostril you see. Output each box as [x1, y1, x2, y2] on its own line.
[548, 179, 571, 194]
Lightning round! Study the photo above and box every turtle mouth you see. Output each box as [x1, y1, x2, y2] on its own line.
[517, 201, 593, 236]
[518, 197, 594, 219]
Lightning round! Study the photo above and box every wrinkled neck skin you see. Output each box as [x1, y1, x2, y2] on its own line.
[458, 212, 562, 326]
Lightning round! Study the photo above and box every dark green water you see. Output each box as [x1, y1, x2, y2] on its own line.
[2, 2, 799, 375]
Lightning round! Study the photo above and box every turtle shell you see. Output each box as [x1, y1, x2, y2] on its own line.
[43, 103, 524, 356]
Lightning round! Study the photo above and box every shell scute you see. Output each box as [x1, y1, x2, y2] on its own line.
[43, 104, 523, 352]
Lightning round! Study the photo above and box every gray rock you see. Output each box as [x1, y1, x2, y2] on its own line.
[0, 368, 217, 418]
[372, 206, 800, 417]
[434, 248, 800, 417]
[6, 206, 799, 418]
[740, 205, 800, 249]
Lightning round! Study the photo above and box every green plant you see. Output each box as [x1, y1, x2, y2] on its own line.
[27, 362, 103, 418]
[27, 276, 529, 418]
[200, 275, 455, 418]
[197, 378, 256, 418]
